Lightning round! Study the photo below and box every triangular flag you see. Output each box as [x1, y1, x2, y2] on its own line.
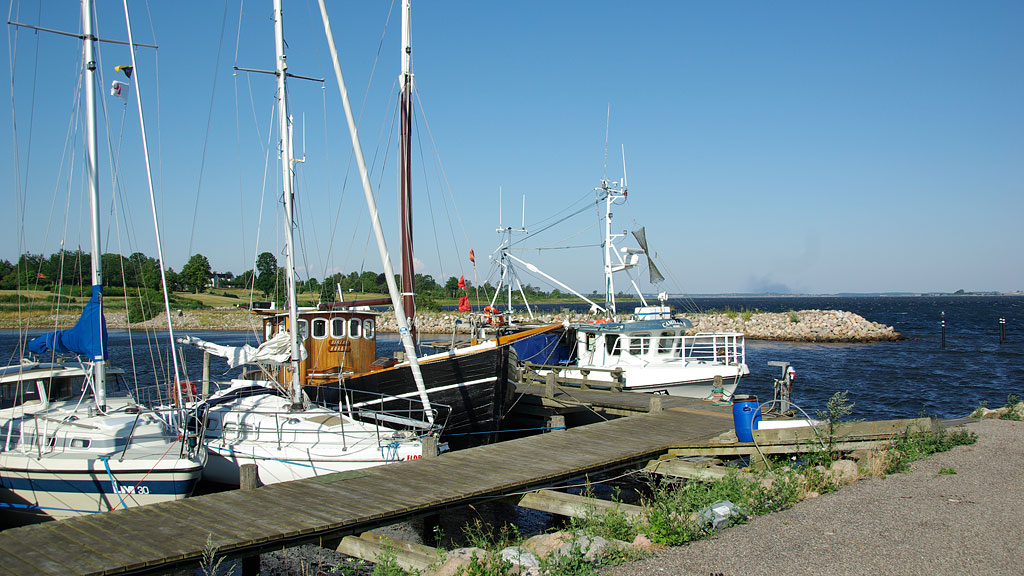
[457, 275, 466, 289]
[115, 65, 133, 78]
[468, 249, 475, 263]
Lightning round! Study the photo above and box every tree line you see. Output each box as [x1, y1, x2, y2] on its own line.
[0, 250, 581, 304]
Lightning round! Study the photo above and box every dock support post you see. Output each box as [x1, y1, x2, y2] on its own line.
[649, 396, 663, 413]
[422, 435, 439, 458]
[546, 414, 566, 431]
[240, 464, 261, 576]
[545, 372, 557, 398]
[202, 352, 211, 398]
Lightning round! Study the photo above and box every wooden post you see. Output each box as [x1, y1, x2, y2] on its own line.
[544, 372, 557, 398]
[240, 463, 261, 490]
[422, 435, 439, 458]
[546, 414, 566, 432]
[202, 351, 211, 398]
[240, 463, 261, 575]
[649, 396, 663, 413]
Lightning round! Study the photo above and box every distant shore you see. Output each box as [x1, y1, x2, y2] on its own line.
[1, 308, 902, 342]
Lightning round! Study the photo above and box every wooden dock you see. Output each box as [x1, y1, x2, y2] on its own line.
[0, 393, 734, 575]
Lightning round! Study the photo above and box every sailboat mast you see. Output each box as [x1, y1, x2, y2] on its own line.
[399, 0, 416, 341]
[273, 0, 303, 408]
[82, 0, 107, 406]
[316, 0, 433, 424]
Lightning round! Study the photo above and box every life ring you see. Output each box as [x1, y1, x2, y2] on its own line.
[483, 306, 505, 326]
[172, 380, 198, 402]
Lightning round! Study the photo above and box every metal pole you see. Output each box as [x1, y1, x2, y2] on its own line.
[941, 311, 946, 349]
[1000, 317, 1006, 344]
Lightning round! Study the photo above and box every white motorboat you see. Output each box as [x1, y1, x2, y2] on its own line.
[505, 178, 749, 400]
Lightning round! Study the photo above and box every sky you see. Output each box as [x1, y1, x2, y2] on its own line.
[3, 0, 1022, 296]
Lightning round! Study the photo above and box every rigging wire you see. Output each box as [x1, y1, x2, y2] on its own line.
[185, 0, 231, 260]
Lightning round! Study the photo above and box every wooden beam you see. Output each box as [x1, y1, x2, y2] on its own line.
[336, 533, 437, 572]
[517, 489, 644, 520]
[643, 459, 731, 480]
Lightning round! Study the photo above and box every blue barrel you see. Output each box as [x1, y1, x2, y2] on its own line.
[732, 395, 762, 443]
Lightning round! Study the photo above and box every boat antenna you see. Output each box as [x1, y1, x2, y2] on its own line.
[621, 144, 628, 189]
[603, 103, 610, 182]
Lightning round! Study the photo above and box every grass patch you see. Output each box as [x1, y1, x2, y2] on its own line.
[938, 467, 957, 475]
[1000, 394, 1022, 421]
[884, 426, 977, 474]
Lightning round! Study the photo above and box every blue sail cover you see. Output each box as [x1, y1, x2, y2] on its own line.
[27, 284, 108, 360]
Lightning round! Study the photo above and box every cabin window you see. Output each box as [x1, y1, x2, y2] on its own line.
[70, 438, 90, 449]
[311, 318, 328, 339]
[1, 382, 40, 409]
[45, 376, 84, 404]
[348, 318, 362, 339]
[363, 319, 375, 339]
[297, 319, 309, 341]
[656, 331, 676, 355]
[331, 318, 347, 338]
[605, 334, 621, 356]
[264, 321, 274, 341]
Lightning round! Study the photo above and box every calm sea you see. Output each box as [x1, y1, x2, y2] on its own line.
[3, 295, 1021, 420]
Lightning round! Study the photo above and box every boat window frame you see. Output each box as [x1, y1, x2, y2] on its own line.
[656, 331, 676, 356]
[362, 318, 375, 339]
[311, 318, 328, 339]
[348, 318, 362, 339]
[296, 319, 309, 341]
[628, 332, 652, 356]
[605, 334, 621, 356]
[330, 317, 347, 339]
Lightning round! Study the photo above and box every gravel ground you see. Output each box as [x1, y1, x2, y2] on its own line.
[250, 419, 1019, 576]
[601, 418, 1023, 576]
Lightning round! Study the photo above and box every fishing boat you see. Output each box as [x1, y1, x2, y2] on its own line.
[178, 0, 429, 486]
[0, 0, 204, 521]
[189, 0, 559, 451]
[505, 177, 749, 400]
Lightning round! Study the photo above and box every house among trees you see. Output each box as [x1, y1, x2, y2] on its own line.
[207, 272, 234, 289]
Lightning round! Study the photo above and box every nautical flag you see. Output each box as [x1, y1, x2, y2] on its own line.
[110, 80, 128, 100]
[457, 295, 471, 312]
[468, 249, 475, 263]
[115, 65, 133, 78]
[457, 275, 466, 290]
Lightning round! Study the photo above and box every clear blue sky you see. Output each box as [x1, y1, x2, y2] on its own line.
[4, 1, 1022, 295]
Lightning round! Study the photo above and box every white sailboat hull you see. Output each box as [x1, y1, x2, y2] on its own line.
[0, 453, 202, 521]
[199, 381, 424, 486]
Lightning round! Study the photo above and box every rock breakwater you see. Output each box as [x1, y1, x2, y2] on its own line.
[4, 308, 901, 342]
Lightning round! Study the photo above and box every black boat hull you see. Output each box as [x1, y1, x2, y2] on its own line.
[306, 345, 516, 449]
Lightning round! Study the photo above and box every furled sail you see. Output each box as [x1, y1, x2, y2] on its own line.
[178, 331, 308, 369]
[27, 284, 108, 360]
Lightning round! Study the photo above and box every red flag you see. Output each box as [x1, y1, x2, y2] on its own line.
[468, 249, 475, 263]
[457, 275, 466, 289]
[457, 295, 471, 312]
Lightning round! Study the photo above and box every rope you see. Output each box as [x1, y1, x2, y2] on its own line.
[100, 456, 129, 511]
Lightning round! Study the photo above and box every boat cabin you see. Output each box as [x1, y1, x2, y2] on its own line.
[0, 364, 129, 411]
[256, 307, 382, 387]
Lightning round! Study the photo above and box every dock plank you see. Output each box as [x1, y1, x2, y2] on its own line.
[0, 407, 735, 575]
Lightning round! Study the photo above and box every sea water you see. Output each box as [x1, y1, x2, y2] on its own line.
[2, 295, 1021, 419]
